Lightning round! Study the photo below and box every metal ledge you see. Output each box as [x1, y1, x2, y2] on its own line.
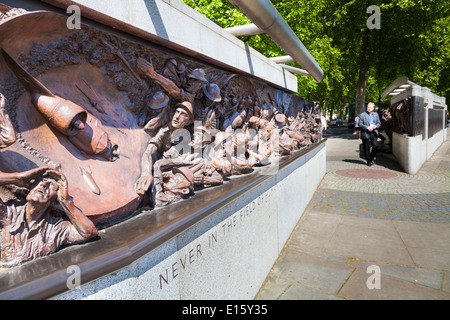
[228, 0, 324, 82]
[381, 76, 418, 99]
[278, 64, 311, 77]
[225, 23, 262, 37]
[0, 139, 326, 300]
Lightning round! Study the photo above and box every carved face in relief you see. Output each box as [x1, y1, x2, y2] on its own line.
[171, 107, 192, 130]
[259, 129, 271, 143]
[26, 178, 59, 205]
[164, 173, 192, 196]
[185, 79, 204, 94]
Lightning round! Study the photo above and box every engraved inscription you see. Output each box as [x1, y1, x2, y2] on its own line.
[158, 189, 274, 289]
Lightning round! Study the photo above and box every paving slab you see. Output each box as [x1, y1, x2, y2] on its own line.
[324, 221, 415, 266]
[271, 247, 354, 294]
[443, 272, 450, 293]
[288, 211, 342, 252]
[256, 127, 450, 300]
[339, 268, 450, 300]
[407, 247, 450, 270]
[292, 211, 343, 236]
[279, 282, 344, 300]
[393, 220, 450, 251]
[349, 259, 444, 290]
[340, 215, 397, 232]
[256, 273, 293, 300]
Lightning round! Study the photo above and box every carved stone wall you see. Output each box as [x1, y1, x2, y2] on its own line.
[0, 6, 322, 266]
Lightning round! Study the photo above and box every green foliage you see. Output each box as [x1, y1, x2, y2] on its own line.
[182, 0, 248, 27]
[182, 0, 449, 114]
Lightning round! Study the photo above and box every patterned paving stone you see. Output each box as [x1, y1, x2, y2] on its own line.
[317, 130, 450, 221]
[336, 169, 397, 179]
[309, 189, 450, 222]
[257, 128, 450, 300]
[323, 160, 449, 195]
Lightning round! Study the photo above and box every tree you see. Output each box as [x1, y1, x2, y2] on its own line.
[326, 0, 450, 113]
[182, 0, 450, 116]
[377, 0, 450, 101]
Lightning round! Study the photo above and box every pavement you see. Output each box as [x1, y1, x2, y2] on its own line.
[256, 126, 450, 300]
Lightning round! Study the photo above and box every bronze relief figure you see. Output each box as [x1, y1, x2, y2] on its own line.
[0, 5, 323, 266]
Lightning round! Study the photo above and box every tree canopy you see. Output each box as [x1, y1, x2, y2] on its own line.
[183, 0, 449, 117]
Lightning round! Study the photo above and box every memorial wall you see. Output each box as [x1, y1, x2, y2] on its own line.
[0, 2, 326, 299]
[381, 78, 447, 175]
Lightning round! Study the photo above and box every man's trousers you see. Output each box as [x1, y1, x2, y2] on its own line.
[362, 134, 378, 163]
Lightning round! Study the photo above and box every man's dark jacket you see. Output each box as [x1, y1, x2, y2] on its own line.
[358, 111, 381, 140]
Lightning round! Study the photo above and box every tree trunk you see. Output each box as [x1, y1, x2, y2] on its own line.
[355, 69, 370, 114]
[339, 95, 346, 119]
[355, 30, 371, 114]
[322, 98, 327, 117]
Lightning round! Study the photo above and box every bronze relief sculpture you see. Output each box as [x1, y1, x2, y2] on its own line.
[0, 170, 98, 267]
[0, 5, 323, 266]
[0, 92, 15, 148]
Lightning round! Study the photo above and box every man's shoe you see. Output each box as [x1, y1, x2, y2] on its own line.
[367, 160, 374, 166]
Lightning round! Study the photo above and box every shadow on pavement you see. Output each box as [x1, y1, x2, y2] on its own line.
[342, 159, 366, 165]
[372, 153, 404, 172]
[337, 152, 404, 172]
[324, 125, 406, 173]
[323, 126, 359, 140]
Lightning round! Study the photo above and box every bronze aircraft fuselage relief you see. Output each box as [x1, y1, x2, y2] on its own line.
[0, 5, 323, 266]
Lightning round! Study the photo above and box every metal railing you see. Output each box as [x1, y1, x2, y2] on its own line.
[225, 0, 324, 82]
